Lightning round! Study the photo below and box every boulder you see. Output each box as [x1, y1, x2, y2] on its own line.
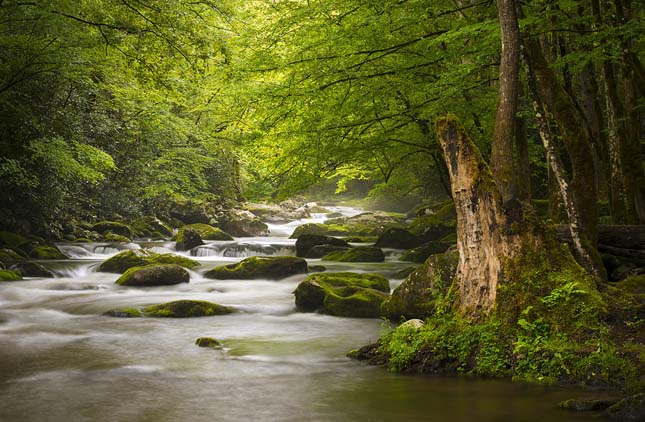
[381, 251, 458, 320]
[91, 221, 133, 238]
[169, 200, 214, 225]
[295, 234, 349, 257]
[307, 245, 351, 258]
[321, 246, 385, 262]
[344, 236, 378, 243]
[195, 337, 223, 348]
[103, 232, 132, 243]
[29, 245, 67, 260]
[204, 256, 308, 280]
[98, 249, 199, 273]
[374, 227, 422, 249]
[293, 272, 390, 318]
[130, 216, 173, 238]
[0, 270, 22, 281]
[399, 241, 452, 263]
[290, 223, 350, 238]
[407, 215, 456, 242]
[143, 300, 233, 317]
[606, 393, 644, 420]
[399, 319, 425, 329]
[0, 248, 24, 265]
[176, 228, 204, 251]
[103, 308, 143, 318]
[390, 266, 417, 279]
[176, 223, 233, 242]
[559, 398, 618, 412]
[220, 209, 269, 237]
[308, 265, 327, 273]
[115, 264, 190, 286]
[10, 262, 54, 278]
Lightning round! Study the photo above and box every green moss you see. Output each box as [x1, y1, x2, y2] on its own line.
[440, 232, 458, 243]
[293, 272, 390, 318]
[399, 242, 451, 263]
[143, 300, 232, 317]
[0, 269, 22, 281]
[344, 236, 378, 243]
[0, 231, 28, 248]
[204, 256, 308, 280]
[130, 217, 173, 238]
[98, 249, 199, 273]
[195, 337, 223, 348]
[290, 223, 350, 238]
[29, 246, 67, 260]
[175, 223, 233, 241]
[103, 307, 143, 318]
[0, 248, 24, 265]
[407, 215, 456, 241]
[321, 246, 385, 262]
[103, 232, 131, 242]
[115, 264, 190, 286]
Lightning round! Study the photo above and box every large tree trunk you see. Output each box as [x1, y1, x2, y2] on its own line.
[490, 0, 521, 204]
[436, 116, 524, 315]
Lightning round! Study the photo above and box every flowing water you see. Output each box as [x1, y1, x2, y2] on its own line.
[0, 207, 598, 421]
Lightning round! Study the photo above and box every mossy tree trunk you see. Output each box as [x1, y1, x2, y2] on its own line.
[436, 116, 526, 315]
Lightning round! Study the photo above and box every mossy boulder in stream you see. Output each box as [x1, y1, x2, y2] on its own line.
[115, 264, 190, 286]
[0, 270, 22, 281]
[204, 256, 308, 280]
[98, 249, 199, 273]
[290, 223, 350, 238]
[399, 241, 453, 263]
[0, 248, 24, 265]
[195, 337, 223, 348]
[295, 234, 349, 258]
[103, 308, 143, 318]
[293, 272, 390, 318]
[321, 246, 385, 262]
[91, 221, 133, 238]
[29, 245, 67, 260]
[10, 262, 53, 278]
[143, 300, 232, 317]
[606, 393, 644, 420]
[407, 215, 456, 242]
[374, 227, 422, 249]
[175, 228, 204, 251]
[103, 232, 132, 243]
[220, 209, 269, 237]
[381, 251, 458, 320]
[175, 224, 233, 249]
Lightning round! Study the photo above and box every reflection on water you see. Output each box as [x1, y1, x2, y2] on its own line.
[0, 207, 595, 421]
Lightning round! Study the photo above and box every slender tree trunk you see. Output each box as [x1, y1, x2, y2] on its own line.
[515, 113, 531, 201]
[490, 0, 521, 203]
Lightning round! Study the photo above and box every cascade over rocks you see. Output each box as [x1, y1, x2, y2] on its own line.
[220, 209, 269, 237]
[176, 228, 204, 251]
[295, 234, 349, 258]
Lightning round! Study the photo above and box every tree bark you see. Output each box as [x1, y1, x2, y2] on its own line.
[490, 0, 521, 203]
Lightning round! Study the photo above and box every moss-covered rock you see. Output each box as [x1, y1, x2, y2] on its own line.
[98, 249, 199, 273]
[293, 272, 390, 318]
[176, 223, 233, 243]
[91, 221, 133, 238]
[115, 264, 190, 286]
[381, 252, 458, 320]
[321, 246, 385, 262]
[290, 223, 351, 238]
[220, 209, 270, 237]
[0, 270, 22, 281]
[103, 308, 143, 318]
[143, 300, 232, 317]
[195, 337, 223, 348]
[399, 241, 452, 263]
[606, 393, 644, 420]
[29, 245, 67, 260]
[295, 234, 349, 258]
[390, 266, 417, 279]
[407, 215, 456, 242]
[130, 216, 173, 238]
[374, 227, 422, 249]
[204, 256, 308, 280]
[175, 227, 204, 251]
[103, 232, 132, 243]
[308, 265, 327, 273]
[308, 245, 350, 258]
[559, 398, 618, 412]
[344, 236, 378, 243]
[0, 248, 24, 265]
[10, 262, 54, 278]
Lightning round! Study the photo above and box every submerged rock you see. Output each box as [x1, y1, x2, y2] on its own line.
[98, 249, 199, 273]
[115, 264, 190, 286]
[321, 246, 385, 262]
[143, 300, 232, 318]
[559, 398, 618, 412]
[606, 393, 644, 420]
[204, 256, 308, 280]
[29, 245, 67, 260]
[295, 234, 349, 258]
[293, 272, 390, 318]
[381, 251, 458, 320]
[195, 337, 223, 348]
[103, 308, 143, 318]
[10, 262, 54, 278]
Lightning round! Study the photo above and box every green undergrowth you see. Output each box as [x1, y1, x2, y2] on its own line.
[376, 239, 642, 391]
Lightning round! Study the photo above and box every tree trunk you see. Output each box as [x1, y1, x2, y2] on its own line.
[522, 36, 599, 247]
[436, 116, 524, 315]
[515, 111, 531, 201]
[490, 0, 521, 203]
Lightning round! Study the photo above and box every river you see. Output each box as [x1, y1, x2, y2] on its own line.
[0, 207, 597, 421]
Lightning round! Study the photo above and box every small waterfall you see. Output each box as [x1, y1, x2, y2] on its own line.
[48, 262, 100, 278]
[190, 243, 295, 258]
[56, 245, 93, 259]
